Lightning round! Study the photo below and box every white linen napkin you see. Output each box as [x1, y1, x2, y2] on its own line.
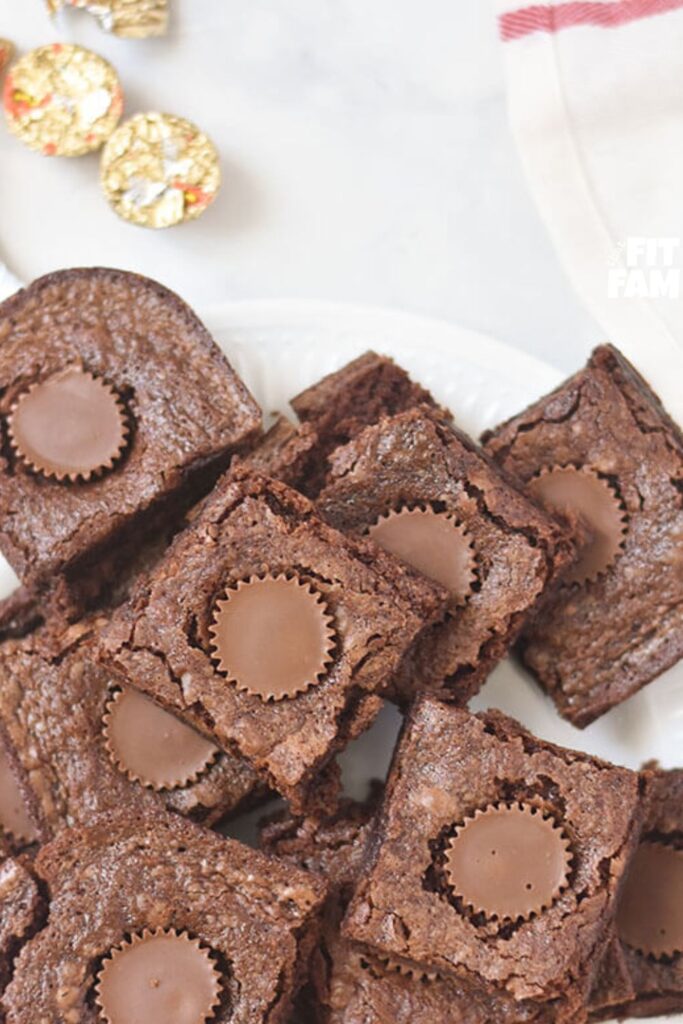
[497, 0, 683, 424]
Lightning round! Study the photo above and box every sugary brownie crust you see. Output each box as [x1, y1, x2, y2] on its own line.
[482, 344, 683, 726]
[290, 352, 443, 495]
[588, 768, 683, 1020]
[2, 810, 326, 1023]
[262, 796, 580, 1024]
[0, 619, 265, 839]
[343, 699, 643, 1022]
[0, 268, 261, 597]
[317, 407, 573, 704]
[100, 468, 447, 811]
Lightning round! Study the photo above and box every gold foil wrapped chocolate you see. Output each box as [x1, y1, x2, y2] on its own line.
[3, 44, 123, 157]
[46, 0, 168, 39]
[100, 112, 221, 228]
[0, 39, 13, 76]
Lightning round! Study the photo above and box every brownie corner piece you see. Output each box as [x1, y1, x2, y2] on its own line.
[588, 767, 683, 1020]
[343, 697, 643, 1020]
[0, 618, 267, 841]
[2, 810, 326, 1023]
[317, 406, 573, 705]
[238, 413, 321, 490]
[100, 468, 447, 811]
[0, 268, 261, 601]
[289, 351, 444, 494]
[482, 343, 683, 727]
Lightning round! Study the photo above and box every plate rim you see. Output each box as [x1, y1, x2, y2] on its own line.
[201, 297, 564, 393]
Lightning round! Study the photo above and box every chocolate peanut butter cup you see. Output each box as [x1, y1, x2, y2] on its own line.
[103, 687, 219, 791]
[95, 928, 221, 1024]
[616, 841, 683, 959]
[367, 506, 476, 605]
[4, 43, 123, 157]
[445, 802, 572, 921]
[8, 366, 128, 483]
[209, 573, 336, 702]
[527, 465, 627, 586]
[0, 744, 37, 846]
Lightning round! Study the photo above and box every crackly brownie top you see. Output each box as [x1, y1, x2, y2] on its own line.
[317, 407, 572, 698]
[2, 811, 325, 1023]
[0, 268, 260, 582]
[290, 351, 442, 494]
[590, 769, 683, 1017]
[0, 619, 263, 839]
[263, 797, 573, 1024]
[482, 344, 683, 723]
[101, 469, 446, 807]
[343, 698, 642, 1003]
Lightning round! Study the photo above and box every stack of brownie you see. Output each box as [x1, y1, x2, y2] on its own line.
[0, 268, 679, 1023]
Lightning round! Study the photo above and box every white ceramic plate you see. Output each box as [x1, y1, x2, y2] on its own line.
[0, 298, 678, 1023]
[204, 300, 680, 1024]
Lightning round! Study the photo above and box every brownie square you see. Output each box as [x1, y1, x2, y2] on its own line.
[2, 810, 326, 1022]
[0, 618, 266, 844]
[316, 407, 573, 704]
[101, 468, 447, 811]
[588, 768, 683, 1020]
[290, 352, 442, 494]
[0, 268, 261, 607]
[482, 344, 683, 726]
[343, 698, 643, 1023]
[262, 793, 557, 1024]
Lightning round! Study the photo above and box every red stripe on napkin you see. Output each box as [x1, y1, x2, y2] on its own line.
[500, 0, 683, 40]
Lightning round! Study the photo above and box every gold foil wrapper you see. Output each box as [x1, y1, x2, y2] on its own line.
[0, 39, 13, 76]
[46, 0, 168, 39]
[3, 44, 123, 157]
[101, 112, 221, 228]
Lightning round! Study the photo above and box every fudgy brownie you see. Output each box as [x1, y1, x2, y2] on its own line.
[0, 618, 265, 841]
[589, 768, 683, 1020]
[316, 407, 573, 704]
[262, 792, 557, 1024]
[482, 344, 683, 726]
[100, 467, 447, 811]
[290, 352, 443, 494]
[240, 414, 321, 489]
[343, 697, 643, 1024]
[0, 268, 261, 613]
[2, 810, 326, 1022]
[0, 839, 43, 995]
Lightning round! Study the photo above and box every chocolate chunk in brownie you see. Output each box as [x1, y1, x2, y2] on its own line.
[0, 269, 261, 612]
[343, 697, 643, 1024]
[316, 407, 573, 704]
[482, 344, 683, 726]
[290, 352, 444, 495]
[2, 810, 326, 1023]
[0, 839, 43, 995]
[262, 792, 579, 1024]
[101, 467, 447, 812]
[589, 768, 683, 1020]
[0, 618, 266, 840]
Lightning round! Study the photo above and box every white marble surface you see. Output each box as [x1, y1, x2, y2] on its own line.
[0, 0, 601, 371]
